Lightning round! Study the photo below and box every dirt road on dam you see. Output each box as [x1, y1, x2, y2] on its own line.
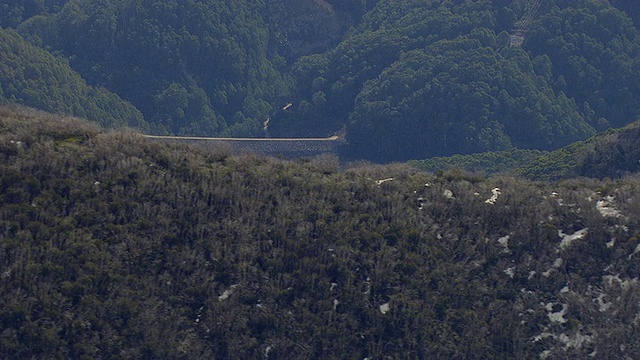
[143, 135, 340, 141]
[143, 134, 343, 158]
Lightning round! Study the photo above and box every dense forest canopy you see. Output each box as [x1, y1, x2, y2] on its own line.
[1, 0, 639, 162]
[609, 0, 640, 26]
[523, 0, 640, 129]
[0, 27, 148, 130]
[16, 0, 288, 136]
[273, 0, 640, 162]
[6, 0, 368, 137]
[0, 0, 68, 28]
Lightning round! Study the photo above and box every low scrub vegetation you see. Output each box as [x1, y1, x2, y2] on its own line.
[1, 105, 639, 358]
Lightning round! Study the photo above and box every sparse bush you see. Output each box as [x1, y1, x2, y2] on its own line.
[1, 105, 640, 359]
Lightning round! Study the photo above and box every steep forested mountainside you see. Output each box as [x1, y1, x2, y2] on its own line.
[0, 28, 148, 130]
[272, 0, 640, 162]
[10, 0, 364, 137]
[1, 0, 639, 164]
[15, 0, 289, 136]
[523, 0, 640, 130]
[2, 105, 640, 358]
[267, 0, 370, 63]
[0, 0, 68, 28]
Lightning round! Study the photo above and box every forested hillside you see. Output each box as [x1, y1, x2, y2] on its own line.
[1, 0, 639, 163]
[410, 119, 640, 181]
[518, 121, 640, 180]
[0, 27, 148, 130]
[610, 0, 640, 26]
[15, 0, 288, 136]
[0, 0, 67, 28]
[2, 105, 640, 358]
[8, 0, 366, 137]
[274, 0, 640, 162]
[3, 1, 640, 358]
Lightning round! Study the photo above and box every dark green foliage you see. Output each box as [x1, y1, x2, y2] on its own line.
[270, 0, 640, 162]
[15, 0, 293, 136]
[523, 0, 640, 130]
[518, 121, 640, 180]
[272, 1, 640, 161]
[0, 0, 67, 28]
[409, 148, 546, 176]
[0, 28, 148, 130]
[2, 105, 640, 358]
[610, 0, 640, 26]
[347, 37, 593, 161]
[3, 0, 640, 165]
[418, 119, 640, 181]
[266, 0, 362, 63]
[272, 0, 498, 140]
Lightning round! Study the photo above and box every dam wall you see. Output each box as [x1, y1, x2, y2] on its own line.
[145, 135, 343, 158]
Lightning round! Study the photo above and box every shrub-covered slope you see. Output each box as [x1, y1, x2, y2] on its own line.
[1, 105, 640, 358]
[409, 148, 546, 177]
[517, 121, 640, 181]
[409, 119, 640, 180]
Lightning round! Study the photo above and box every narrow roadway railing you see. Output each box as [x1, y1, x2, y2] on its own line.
[143, 135, 340, 141]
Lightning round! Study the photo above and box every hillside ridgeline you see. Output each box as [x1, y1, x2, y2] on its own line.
[1, 105, 640, 358]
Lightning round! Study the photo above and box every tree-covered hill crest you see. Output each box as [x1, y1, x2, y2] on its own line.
[1, 105, 640, 358]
